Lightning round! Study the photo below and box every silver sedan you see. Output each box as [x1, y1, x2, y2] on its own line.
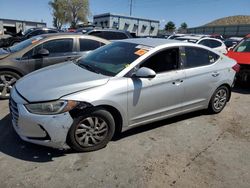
[10, 38, 238, 152]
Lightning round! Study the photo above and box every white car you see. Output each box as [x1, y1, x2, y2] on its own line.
[175, 36, 227, 54]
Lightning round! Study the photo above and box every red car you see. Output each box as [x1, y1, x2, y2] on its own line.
[227, 35, 250, 82]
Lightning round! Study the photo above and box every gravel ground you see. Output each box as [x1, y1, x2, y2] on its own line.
[0, 87, 249, 188]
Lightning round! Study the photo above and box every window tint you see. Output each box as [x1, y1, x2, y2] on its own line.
[79, 39, 103, 51]
[47, 30, 58, 33]
[234, 39, 250, 52]
[199, 39, 222, 48]
[198, 39, 211, 47]
[140, 48, 179, 73]
[89, 31, 128, 40]
[184, 47, 219, 68]
[209, 40, 222, 48]
[33, 39, 73, 55]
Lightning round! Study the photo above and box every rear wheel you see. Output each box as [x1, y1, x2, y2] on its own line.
[0, 71, 20, 99]
[208, 86, 229, 114]
[67, 108, 115, 152]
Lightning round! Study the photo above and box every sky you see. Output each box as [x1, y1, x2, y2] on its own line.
[0, 0, 250, 29]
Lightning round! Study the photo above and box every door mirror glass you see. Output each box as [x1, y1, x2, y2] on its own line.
[134, 67, 156, 78]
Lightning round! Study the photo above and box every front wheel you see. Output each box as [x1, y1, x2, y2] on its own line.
[67, 109, 115, 152]
[208, 86, 229, 114]
[0, 71, 20, 99]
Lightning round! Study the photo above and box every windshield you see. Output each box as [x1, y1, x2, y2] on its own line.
[234, 38, 250, 52]
[9, 36, 44, 53]
[23, 28, 35, 36]
[77, 42, 152, 76]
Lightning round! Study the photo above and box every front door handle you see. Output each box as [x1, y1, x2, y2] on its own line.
[172, 79, 183, 85]
[66, 56, 75, 61]
[212, 72, 220, 77]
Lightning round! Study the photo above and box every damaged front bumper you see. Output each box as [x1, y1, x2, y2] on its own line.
[9, 88, 73, 149]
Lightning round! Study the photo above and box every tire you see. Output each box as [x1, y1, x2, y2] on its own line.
[208, 86, 229, 114]
[67, 108, 115, 152]
[0, 71, 21, 99]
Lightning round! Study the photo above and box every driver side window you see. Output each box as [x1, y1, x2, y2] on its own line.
[140, 48, 179, 73]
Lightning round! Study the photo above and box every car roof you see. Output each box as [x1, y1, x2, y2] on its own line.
[119, 38, 180, 48]
[89, 29, 130, 33]
[30, 33, 111, 43]
[176, 36, 202, 40]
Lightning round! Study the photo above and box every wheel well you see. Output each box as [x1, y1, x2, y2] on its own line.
[0, 68, 23, 77]
[97, 105, 123, 136]
[69, 104, 123, 137]
[219, 84, 231, 101]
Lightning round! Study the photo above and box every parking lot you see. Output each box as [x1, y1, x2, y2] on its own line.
[0, 86, 249, 188]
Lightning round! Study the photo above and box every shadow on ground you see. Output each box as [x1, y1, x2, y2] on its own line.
[0, 110, 207, 162]
[114, 110, 206, 140]
[0, 114, 67, 163]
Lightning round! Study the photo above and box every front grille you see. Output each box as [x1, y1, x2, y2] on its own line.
[9, 97, 19, 126]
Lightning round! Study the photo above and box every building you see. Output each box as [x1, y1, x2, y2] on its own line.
[0, 18, 46, 34]
[187, 24, 250, 37]
[93, 13, 159, 36]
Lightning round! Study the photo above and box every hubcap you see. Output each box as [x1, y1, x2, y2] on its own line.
[75, 117, 108, 147]
[0, 74, 17, 97]
[213, 89, 227, 110]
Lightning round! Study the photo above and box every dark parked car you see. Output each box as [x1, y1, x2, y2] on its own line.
[0, 33, 110, 98]
[86, 29, 133, 40]
[0, 28, 60, 48]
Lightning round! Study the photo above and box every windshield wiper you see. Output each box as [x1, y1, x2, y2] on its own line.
[78, 64, 100, 74]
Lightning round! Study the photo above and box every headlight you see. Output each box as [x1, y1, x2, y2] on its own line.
[25, 100, 79, 115]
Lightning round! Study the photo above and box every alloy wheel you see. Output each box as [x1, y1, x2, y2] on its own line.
[213, 88, 227, 111]
[0, 74, 17, 98]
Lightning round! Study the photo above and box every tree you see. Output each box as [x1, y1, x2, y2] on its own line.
[49, 0, 67, 29]
[49, 0, 90, 29]
[165, 21, 176, 32]
[180, 22, 188, 30]
[65, 0, 90, 28]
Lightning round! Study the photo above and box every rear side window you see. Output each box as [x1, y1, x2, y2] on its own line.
[199, 39, 222, 48]
[79, 39, 104, 51]
[209, 40, 222, 48]
[184, 47, 219, 68]
[33, 38, 73, 55]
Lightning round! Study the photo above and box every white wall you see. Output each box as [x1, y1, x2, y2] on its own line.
[94, 15, 159, 36]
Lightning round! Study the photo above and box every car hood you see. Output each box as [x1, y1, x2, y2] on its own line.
[227, 51, 250, 65]
[15, 62, 110, 102]
[0, 48, 10, 59]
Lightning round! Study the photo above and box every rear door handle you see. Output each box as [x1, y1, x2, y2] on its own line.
[212, 72, 220, 77]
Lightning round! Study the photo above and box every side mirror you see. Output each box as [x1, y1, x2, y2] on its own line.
[134, 67, 156, 78]
[228, 47, 233, 51]
[35, 49, 49, 58]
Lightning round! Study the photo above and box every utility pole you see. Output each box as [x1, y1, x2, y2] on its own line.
[130, 0, 133, 16]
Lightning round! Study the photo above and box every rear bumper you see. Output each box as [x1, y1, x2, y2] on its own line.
[10, 88, 73, 149]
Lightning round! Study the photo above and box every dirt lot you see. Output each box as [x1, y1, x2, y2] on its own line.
[0, 87, 250, 188]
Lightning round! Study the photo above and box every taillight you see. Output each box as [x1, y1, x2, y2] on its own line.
[232, 64, 240, 73]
